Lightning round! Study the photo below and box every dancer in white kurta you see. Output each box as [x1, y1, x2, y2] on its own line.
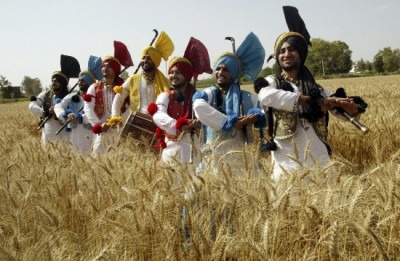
[84, 56, 129, 155]
[151, 57, 202, 165]
[111, 33, 174, 118]
[29, 72, 70, 145]
[258, 26, 366, 180]
[54, 56, 103, 156]
[193, 33, 265, 174]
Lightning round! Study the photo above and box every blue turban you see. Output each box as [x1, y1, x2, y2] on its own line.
[79, 55, 103, 86]
[236, 32, 265, 81]
[214, 53, 241, 83]
[211, 32, 265, 120]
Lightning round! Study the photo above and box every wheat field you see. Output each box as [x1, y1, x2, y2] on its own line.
[0, 75, 399, 260]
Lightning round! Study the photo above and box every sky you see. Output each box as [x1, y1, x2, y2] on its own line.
[0, 0, 399, 87]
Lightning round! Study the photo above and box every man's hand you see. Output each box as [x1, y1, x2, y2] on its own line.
[233, 114, 258, 131]
[181, 119, 201, 133]
[67, 113, 77, 123]
[322, 97, 359, 116]
[102, 123, 110, 132]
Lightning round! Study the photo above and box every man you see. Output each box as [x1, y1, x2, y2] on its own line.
[192, 32, 265, 173]
[112, 31, 174, 116]
[150, 57, 201, 165]
[29, 71, 70, 145]
[54, 56, 102, 156]
[258, 6, 367, 180]
[83, 55, 129, 155]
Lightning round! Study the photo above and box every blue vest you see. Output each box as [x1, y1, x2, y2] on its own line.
[202, 86, 253, 144]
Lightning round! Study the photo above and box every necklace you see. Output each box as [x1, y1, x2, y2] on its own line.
[103, 80, 115, 91]
[281, 72, 299, 86]
[142, 72, 155, 85]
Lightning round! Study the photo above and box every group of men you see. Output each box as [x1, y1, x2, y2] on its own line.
[29, 7, 367, 179]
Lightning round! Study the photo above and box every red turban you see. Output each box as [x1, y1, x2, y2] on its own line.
[103, 56, 124, 85]
[168, 57, 193, 82]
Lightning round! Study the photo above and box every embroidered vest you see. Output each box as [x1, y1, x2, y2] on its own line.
[270, 77, 329, 144]
[166, 85, 196, 120]
[161, 85, 197, 141]
[94, 81, 128, 119]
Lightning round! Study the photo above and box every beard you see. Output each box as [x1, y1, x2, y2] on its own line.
[216, 80, 231, 91]
[142, 62, 155, 73]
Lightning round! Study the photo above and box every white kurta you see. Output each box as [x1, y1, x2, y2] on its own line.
[258, 76, 332, 180]
[84, 83, 129, 155]
[152, 92, 201, 165]
[193, 88, 258, 174]
[112, 75, 154, 116]
[54, 93, 94, 156]
[29, 91, 69, 145]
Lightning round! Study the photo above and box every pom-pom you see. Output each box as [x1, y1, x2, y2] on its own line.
[155, 127, 164, 139]
[350, 96, 368, 113]
[147, 103, 158, 115]
[71, 94, 80, 103]
[83, 94, 95, 102]
[175, 117, 189, 130]
[105, 116, 122, 126]
[260, 139, 278, 152]
[253, 77, 269, 94]
[156, 140, 167, 151]
[30, 96, 37, 102]
[113, 85, 123, 94]
[92, 123, 103, 134]
[333, 87, 347, 98]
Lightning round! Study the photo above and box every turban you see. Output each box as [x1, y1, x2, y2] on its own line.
[141, 46, 162, 67]
[141, 31, 175, 68]
[52, 71, 69, 88]
[274, 32, 308, 66]
[213, 32, 265, 83]
[79, 70, 96, 86]
[103, 56, 124, 85]
[214, 53, 241, 83]
[168, 57, 193, 82]
[79, 56, 103, 86]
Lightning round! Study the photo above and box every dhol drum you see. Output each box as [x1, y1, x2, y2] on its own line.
[119, 111, 158, 150]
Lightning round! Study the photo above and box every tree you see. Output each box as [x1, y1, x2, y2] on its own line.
[306, 38, 330, 76]
[373, 52, 385, 73]
[305, 38, 353, 76]
[328, 41, 353, 74]
[354, 59, 366, 73]
[0, 75, 12, 98]
[21, 76, 42, 96]
[372, 47, 400, 73]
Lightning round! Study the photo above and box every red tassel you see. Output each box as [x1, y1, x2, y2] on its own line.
[92, 123, 103, 134]
[83, 94, 95, 102]
[175, 117, 189, 130]
[155, 127, 164, 139]
[147, 103, 158, 115]
[156, 140, 167, 151]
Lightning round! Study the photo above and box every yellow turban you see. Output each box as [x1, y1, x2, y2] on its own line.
[141, 31, 174, 68]
[141, 46, 162, 67]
